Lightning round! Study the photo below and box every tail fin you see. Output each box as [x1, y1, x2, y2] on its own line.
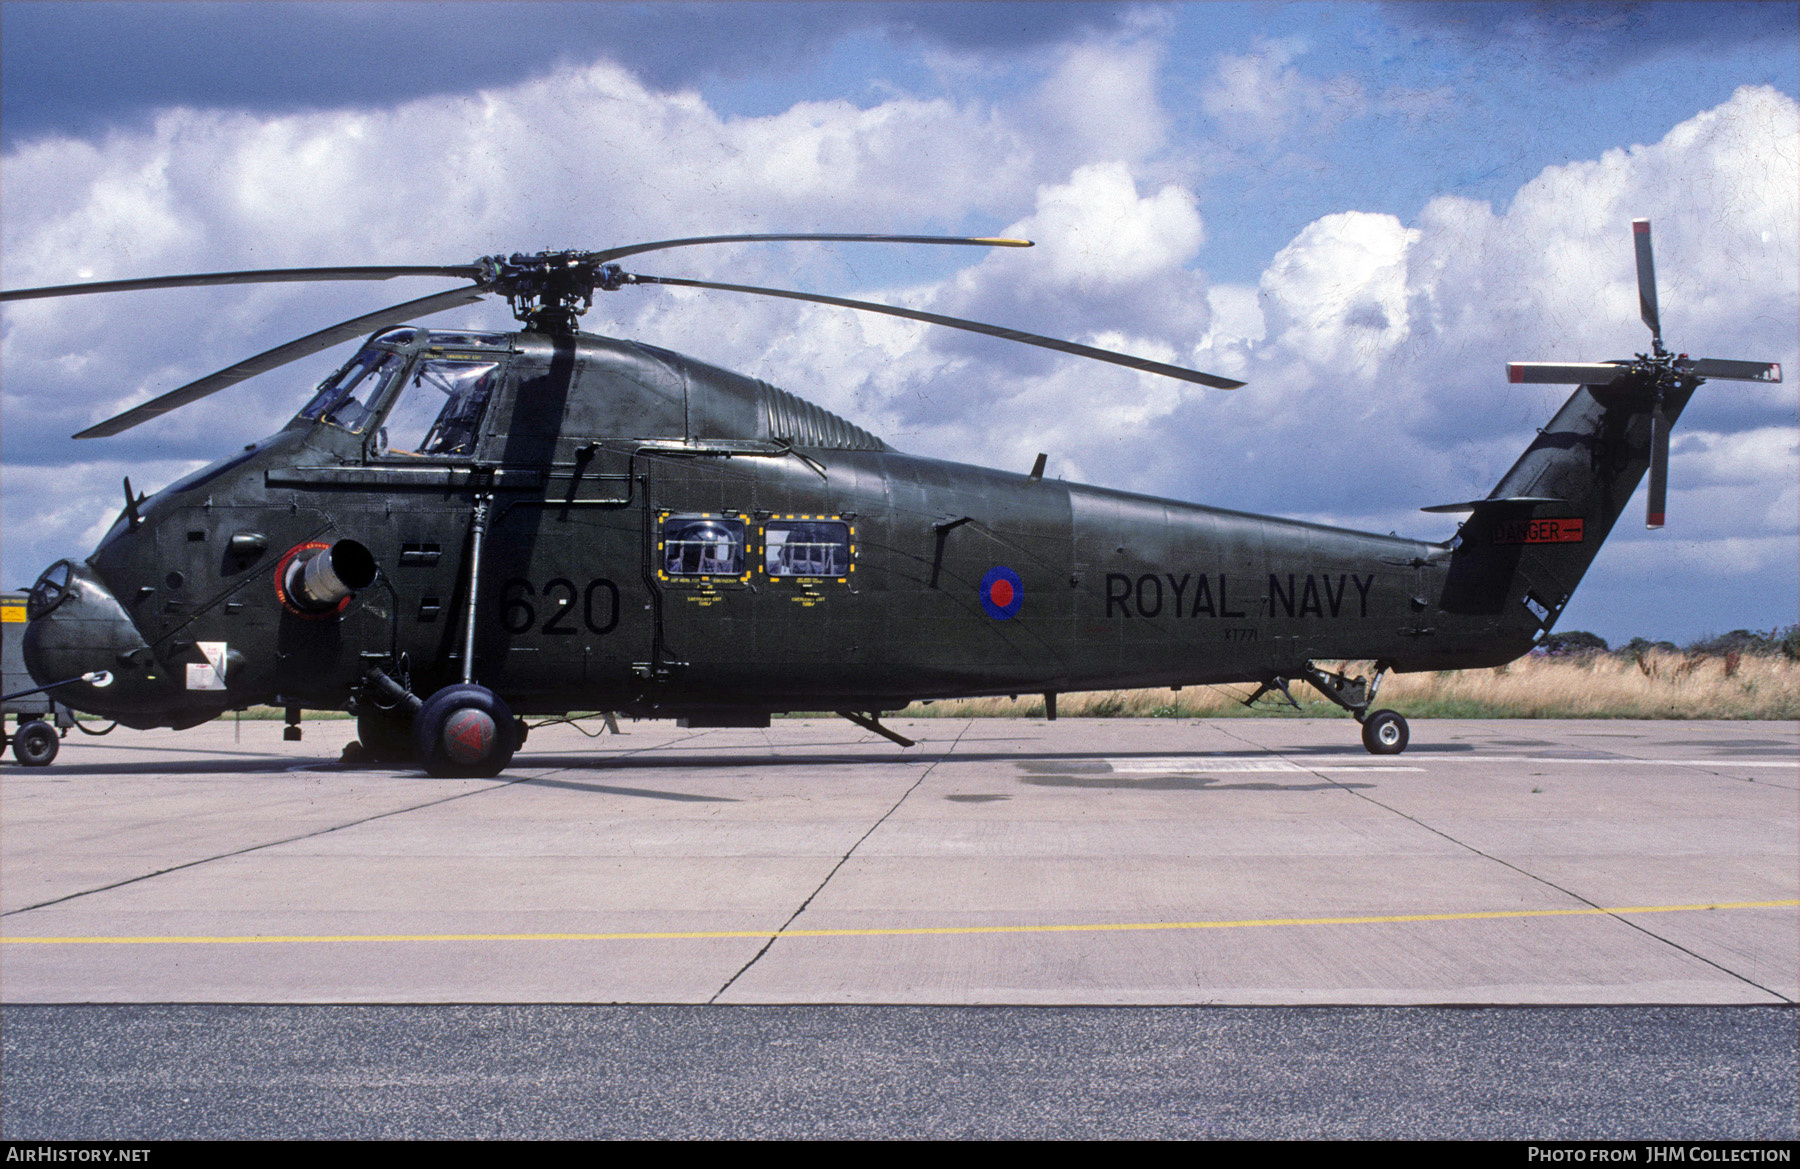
[1417, 219, 1781, 668]
[1426, 376, 1692, 660]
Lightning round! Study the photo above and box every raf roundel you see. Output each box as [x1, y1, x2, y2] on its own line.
[979, 566, 1023, 620]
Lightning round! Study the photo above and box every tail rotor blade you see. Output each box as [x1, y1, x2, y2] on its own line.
[1646, 404, 1669, 529]
[1678, 358, 1782, 383]
[1633, 218, 1661, 350]
[1508, 362, 1630, 385]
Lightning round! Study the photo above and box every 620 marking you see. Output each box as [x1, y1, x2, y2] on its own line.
[498, 578, 621, 635]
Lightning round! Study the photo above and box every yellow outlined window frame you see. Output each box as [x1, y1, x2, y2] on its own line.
[757, 514, 856, 586]
[655, 511, 755, 584]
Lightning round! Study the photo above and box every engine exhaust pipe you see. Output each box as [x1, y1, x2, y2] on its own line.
[286, 539, 378, 611]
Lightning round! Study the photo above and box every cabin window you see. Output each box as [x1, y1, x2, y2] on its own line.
[763, 519, 852, 580]
[375, 359, 499, 458]
[659, 514, 748, 578]
[299, 348, 404, 434]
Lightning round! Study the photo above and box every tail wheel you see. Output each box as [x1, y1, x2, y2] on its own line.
[1361, 709, 1409, 755]
[13, 720, 60, 766]
[413, 684, 517, 778]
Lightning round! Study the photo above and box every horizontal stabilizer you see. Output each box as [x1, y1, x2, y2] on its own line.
[1507, 362, 1629, 385]
[1420, 496, 1567, 514]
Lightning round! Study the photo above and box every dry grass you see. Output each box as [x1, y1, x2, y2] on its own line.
[210, 651, 1797, 723]
[894, 651, 1800, 720]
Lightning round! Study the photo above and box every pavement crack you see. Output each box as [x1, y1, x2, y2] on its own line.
[2, 730, 715, 920]
[709, 720, 972, 1003]
[1211, 723, 1796, 1004]
[3, 782, 527, 918]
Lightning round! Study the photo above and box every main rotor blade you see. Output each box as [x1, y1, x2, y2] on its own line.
[2, 265, 484, 303]
[1508, 362, 1630, 385]
[588, 234, 1032, 266]
[623, 273, 1245, 390]
[1678, 357, 1783, 383]
[74, 285, 488, 439]
[1646, 403, 1669, 529]
[1633, 218, 1661, 349]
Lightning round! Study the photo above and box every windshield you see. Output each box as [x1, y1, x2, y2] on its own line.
[298, 348, 405, 433]
[374, 358, 499, 458]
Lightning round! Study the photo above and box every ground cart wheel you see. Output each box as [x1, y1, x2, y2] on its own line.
[413, 684, 517, 778]
[1361, 709, 1409, 755]
[13, 720, 59, 766]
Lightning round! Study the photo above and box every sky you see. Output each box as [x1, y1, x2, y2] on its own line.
[2, 0, 1796, 645]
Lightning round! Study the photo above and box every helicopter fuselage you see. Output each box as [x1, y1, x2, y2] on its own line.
[26, 324, 1621, 731]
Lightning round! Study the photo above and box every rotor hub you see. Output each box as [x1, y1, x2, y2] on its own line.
[480, 250, 609, 334]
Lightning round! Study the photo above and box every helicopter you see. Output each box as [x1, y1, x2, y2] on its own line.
[1, 223, 1781, 774]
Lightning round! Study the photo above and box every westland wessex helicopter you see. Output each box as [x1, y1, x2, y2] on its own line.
[2, 223, 1781, 774]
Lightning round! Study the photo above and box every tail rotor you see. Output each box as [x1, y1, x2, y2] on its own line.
[1504, 219, 1781, 530]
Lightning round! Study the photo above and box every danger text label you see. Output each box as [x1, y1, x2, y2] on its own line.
[1492, 518, 1584, 545]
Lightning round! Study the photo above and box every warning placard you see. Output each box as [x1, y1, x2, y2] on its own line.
[1492, 518, 1585, 545]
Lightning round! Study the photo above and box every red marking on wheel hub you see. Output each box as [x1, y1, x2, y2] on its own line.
[443, 708, 496, 765]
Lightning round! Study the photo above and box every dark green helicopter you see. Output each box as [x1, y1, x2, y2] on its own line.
[3, 223, 1780, 775]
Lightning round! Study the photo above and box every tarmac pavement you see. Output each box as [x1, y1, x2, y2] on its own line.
[3, 716, 1793, 1006]
[4, 715, 1795, 1139]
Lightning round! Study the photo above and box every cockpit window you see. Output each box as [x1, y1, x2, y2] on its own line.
[374, 358, 499, 458]
[299, 348, 404, 433]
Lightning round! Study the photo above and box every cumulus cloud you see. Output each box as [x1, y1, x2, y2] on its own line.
[1172, 84, 1796, 512]
[1258, 211, 1417, 377]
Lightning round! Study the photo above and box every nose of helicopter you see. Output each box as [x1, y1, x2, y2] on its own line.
[21, 559, 169, 719]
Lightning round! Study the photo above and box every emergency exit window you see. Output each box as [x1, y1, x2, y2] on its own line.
[764, 520, 851, 579]
[660, 514, 747, 577]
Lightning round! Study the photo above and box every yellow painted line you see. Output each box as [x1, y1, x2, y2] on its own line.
[2, 900, 1794, 946]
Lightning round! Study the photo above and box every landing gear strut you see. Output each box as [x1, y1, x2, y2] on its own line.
[1299, 662, 1409, 755]
[409, 493, 516, 778]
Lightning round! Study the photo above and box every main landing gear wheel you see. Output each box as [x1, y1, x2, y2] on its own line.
[1361, 709, 1409, 755]
[413, 683, 517, 778]
[12, 720, 60, 766]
